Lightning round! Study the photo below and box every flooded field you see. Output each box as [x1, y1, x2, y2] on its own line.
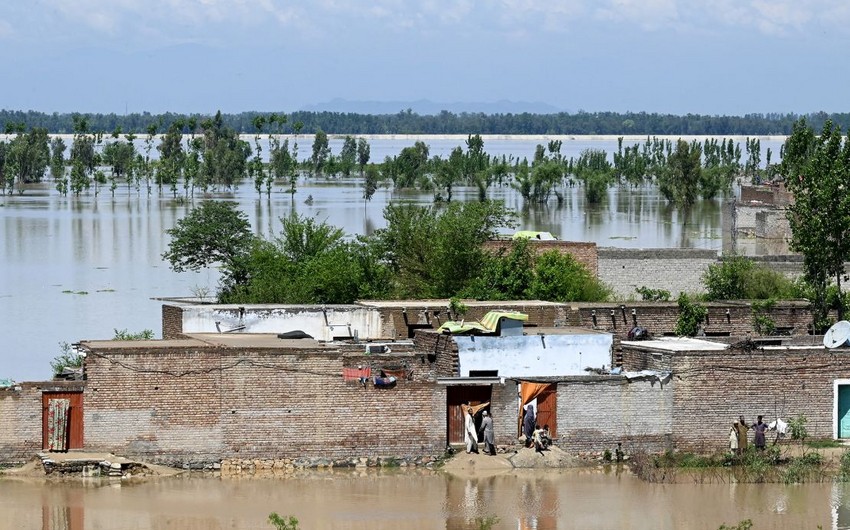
[0, 468, 846, 530]
[0, 135, 779, 381]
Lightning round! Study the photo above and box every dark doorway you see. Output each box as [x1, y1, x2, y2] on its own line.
[446, 385, 492, 444]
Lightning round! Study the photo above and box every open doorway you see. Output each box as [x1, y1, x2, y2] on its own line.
[446, 385, 492, 445]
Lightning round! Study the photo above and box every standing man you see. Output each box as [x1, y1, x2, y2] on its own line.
[751, 415, 768, 450]
[735, 415, 749, 453]
[480, 410, 495, 455]
[464, 407, 478, 454]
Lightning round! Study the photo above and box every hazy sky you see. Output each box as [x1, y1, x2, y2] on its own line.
[2, 0, 848, 115]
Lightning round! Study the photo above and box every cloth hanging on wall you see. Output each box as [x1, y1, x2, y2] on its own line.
[47, 398, 70, 452]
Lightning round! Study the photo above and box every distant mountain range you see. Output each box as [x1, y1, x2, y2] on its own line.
[300, 98, 564, 115]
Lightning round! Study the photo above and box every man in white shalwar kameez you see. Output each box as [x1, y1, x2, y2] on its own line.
[464, 407, 478, 454]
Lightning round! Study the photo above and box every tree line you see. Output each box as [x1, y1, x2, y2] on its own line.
[1, 111, 780, 212]
[2, 108, 849, 136]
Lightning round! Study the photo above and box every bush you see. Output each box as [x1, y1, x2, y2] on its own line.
[636, 286, 671, 302]
[674, 293, 707, 336]
[526, 250, 611, 302]
[703, 255, 795, 300]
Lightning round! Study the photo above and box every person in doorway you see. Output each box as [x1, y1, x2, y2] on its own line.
[522, 404, 536, 447]
[480, 410, 495, 455]
[464, 407, 478, 454]
[735, 415, 749, 454]
[729, 422, 739, 454]
[751, 415, 768, 450]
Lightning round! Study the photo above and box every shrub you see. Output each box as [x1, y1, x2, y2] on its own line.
[636, 286, 671, 302]
[789, 415, 808, 441]
[674, 293, 707, 336]
[703, 255, 794, 300]
[50, 341, 82, 376]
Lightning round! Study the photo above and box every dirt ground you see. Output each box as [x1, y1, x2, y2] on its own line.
[441, 445, 582, 477]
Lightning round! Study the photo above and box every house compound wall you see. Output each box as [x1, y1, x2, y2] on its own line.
[597, 248, 719, 299]
[0, 384, 42, 464]
[556, 376, 672, 453]
[622, 345, 850, 452]
[82, 343, 446, 467]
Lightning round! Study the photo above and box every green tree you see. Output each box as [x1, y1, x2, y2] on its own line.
[339, 135, 357, 177]
[782, 119, 850, 324]
[199, 111, 250, 189]
[357, 137, 370, 176]
[702, 255, 794, 300]
[659, 139, 702, 208]
[162, 201, 254, 275]
[376, 201, 515, 298]
[363, 164, 379, 203]
[157, 121, 185, 196]
[527, 251, 610, 302]
[311, 128, 331, 176]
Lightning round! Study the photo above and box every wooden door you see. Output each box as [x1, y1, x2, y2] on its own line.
[446, 386, 492, 444]
[42, 392, 84, 450]
[536, 386, 557, 438]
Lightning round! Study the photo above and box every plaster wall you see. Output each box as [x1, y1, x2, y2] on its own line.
[454, 334, 613, 377]
[179, 305, 384, 341]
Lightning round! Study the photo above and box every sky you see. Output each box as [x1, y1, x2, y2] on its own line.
[1, 1, 849, 116]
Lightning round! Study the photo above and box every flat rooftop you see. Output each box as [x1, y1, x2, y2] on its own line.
[80, 334, 414, 352]
[621, 337, 730, 352]
[357, 299, 561, 309]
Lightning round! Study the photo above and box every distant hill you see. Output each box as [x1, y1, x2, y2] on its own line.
[300, 98, 563, 115]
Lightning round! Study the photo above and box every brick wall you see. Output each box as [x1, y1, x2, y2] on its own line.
[621, 344, 850, 452]
[567, 301, 812, 342]
[597, 248, 719, 299]
[413, 331, 458, 377]
[162, 304, 185, 339]
[82, 344, 446, 466]
[667, 349, 850, 452]
[0, 381, 85, 465]
[482, 240, 598, 277]
[556, 377, 672, 453]
[0, 384, 42, 464]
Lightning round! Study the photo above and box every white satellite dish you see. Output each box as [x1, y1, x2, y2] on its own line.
[824, 320, 850, 348]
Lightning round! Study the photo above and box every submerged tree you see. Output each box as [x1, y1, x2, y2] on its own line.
[162, 200, 254, 280]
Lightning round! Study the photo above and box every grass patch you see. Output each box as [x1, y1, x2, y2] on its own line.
[61, 290, 89, 295]
[806, 439, 843, 449]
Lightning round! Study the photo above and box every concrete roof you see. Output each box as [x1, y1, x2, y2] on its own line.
[621, 337, 729, 352]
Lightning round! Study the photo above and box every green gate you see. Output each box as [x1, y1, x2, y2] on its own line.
[839, 385, 850, 439]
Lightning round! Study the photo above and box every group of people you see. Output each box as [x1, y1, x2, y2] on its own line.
[463, 404, 554, 456]
[464, 407, 495, 455]
[729, 415, 769, 453]
[522, 405, 552, 454]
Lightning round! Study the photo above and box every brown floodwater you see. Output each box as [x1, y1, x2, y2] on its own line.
[0, 468, 846, 530]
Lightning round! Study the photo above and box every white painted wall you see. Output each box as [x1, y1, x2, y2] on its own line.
[181, 306, 384, 341]
[454, 333, 613, 377]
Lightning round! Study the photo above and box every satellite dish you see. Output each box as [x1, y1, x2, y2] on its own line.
[824, 320, 850, 348]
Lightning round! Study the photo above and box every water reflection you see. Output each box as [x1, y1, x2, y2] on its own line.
[0, 469, 846, 529]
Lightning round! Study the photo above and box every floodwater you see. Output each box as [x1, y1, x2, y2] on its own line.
[0, 136, 781, 381]
[0, 468, 847, 530]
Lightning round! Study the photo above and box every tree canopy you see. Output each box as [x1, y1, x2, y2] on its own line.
[781, 119, 850, 325]
[162, 201, 254, 274]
